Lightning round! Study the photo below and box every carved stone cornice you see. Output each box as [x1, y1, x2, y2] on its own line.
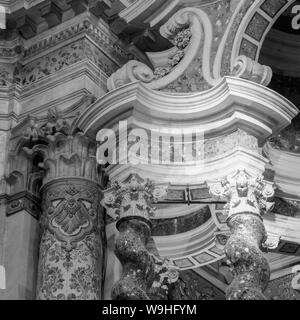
[78, 78, 298, 146]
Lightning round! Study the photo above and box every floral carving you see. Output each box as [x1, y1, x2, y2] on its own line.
[39, 265, 65, 300]
[154, 28, 191, 80]
[14, 39, 119, 87]
[210, 170, 275, 218]
[69, 266, 99, 300]
[102, 174, 166, 221]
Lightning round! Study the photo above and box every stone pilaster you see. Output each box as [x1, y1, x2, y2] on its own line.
[22, 109, 107, 300]
[210, 170, 275, 300]
[102, 174, 166, 300]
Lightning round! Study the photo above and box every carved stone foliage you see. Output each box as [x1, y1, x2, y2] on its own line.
[23, 125, 103, 186]
[102, 174, 166, 221]
[153, 28, 192, 80]
[14, 39, 119, 87]
[210, 170, 275, 218]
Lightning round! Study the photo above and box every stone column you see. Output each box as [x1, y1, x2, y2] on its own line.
[210, 170, 275, 300]
[102, 174, 165, 300]
[25, 120, 106, 300]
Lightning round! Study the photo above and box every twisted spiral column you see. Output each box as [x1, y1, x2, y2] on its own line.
[210, 170, 275, 300]
[103, 174, 166, 300]
[113, 217, 154, 300]
[225, 214, 270, 300]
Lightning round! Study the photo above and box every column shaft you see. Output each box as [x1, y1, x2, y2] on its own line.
[36, 178, 105, 300]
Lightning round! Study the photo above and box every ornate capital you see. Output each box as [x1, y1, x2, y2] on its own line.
[210, 170, 275, 219]
[102, 174, 166, 222]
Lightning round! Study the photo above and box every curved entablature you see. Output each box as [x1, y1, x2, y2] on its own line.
[76, 77, 298, 145]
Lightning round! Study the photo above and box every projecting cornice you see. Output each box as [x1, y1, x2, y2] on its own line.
[76, 77, 298, 145]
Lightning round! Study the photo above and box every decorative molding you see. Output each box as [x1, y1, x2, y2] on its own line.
[231, 55, 272, 86]
[6, 191, 41, 219]
[108, 7, 217, 91]
[78, 78, 298, 147]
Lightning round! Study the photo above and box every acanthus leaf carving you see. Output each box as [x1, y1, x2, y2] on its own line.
[210, 169, 275, 218]
[102, 174, 167, 221]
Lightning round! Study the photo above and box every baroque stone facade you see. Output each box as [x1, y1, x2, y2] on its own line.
[0, 0, 300, 301]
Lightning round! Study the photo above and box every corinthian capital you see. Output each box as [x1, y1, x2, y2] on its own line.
[102, 174, 166, 221]
[210, 170, 275, 218]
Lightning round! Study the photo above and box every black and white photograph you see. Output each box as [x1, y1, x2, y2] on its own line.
[0, 0, 300, 312]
